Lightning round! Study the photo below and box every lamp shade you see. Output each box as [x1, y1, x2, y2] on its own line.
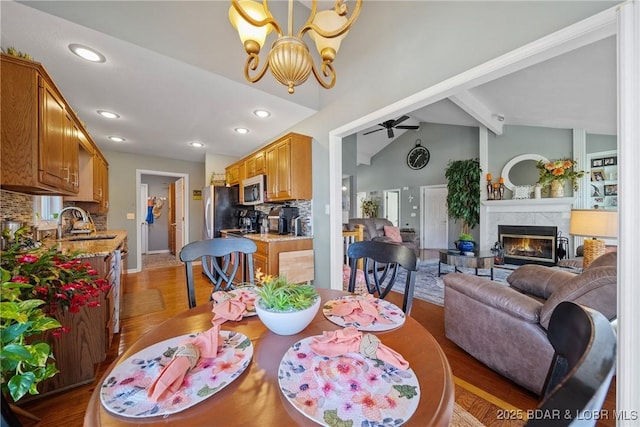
[229, 0, 272, 50]
[309, 9, 349, 58]
[569, 209, 618, 238]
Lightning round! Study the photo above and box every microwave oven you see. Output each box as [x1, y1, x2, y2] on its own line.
[241, 175, 265, 205]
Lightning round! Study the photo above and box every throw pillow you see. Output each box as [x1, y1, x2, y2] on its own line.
[383, 225, 402, 243]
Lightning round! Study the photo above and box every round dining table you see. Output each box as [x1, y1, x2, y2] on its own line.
[85, 289, 454, 426]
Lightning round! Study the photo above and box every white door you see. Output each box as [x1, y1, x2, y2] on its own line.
[140, 183, 148, 254]
[420, 186, 448, 249]
[174, 178, 185, 259]
[383, 189, 400, 226]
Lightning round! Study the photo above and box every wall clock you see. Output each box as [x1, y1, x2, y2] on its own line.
[407, 139, 430, 170]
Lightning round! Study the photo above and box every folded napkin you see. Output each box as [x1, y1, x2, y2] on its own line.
[309, 326, 409, 370]
[328, 295, 393, 326]
[147, 326, 220, 402]
[212, 297, 246, 324]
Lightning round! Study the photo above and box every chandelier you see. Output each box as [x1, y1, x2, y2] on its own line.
[229, 0, 362, 94]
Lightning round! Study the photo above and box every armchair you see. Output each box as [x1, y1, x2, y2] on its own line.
[443, 252, 616, 394]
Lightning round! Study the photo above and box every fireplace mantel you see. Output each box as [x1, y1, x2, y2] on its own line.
[482, 197, 575, 213]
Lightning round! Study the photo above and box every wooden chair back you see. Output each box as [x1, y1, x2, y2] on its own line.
[346, 240, 417, 314]
[179, 237, 257, 308]
[526, 301, 616, 426]
[342, 224, 364, 269]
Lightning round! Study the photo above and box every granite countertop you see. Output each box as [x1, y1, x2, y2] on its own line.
[221, 229, 312, 243]
[46, 229, 128, 258]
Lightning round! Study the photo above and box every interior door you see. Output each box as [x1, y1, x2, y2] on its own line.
[174, 178, 185, 258]
[140, 183, 148, 254]
[420, 186, 448, 249]
[383, 189, 400, 226]
[168, 182, 176, 255]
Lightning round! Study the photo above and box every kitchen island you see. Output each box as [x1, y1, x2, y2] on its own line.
[221, 230, 313, 282]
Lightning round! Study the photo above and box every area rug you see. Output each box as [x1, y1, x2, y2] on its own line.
[142, 252, 182, 269]
[393, 259, 513, 306]
[453, 376, 525, 427]
[121, 289, 166, 319]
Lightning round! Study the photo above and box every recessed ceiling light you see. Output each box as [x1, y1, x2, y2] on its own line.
[234, 128, 249, 135]
[190, 141, 204, 148]
[108, 136, 125, 142]
[254, 109, 270, 118]
[68, 44, 106, 63]
[97, 110, 119, 119]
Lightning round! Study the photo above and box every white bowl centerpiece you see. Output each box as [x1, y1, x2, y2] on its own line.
[254, 271, 320, 336]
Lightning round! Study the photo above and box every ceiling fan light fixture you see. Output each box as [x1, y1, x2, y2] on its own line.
[68, 44, 106, 63]
[228, 0, 362, 94]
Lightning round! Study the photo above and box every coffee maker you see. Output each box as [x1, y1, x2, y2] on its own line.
[237, 209, 258, 233]
[268, 206, 299, 235]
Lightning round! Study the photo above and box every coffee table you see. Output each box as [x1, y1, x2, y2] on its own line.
[438, 249, 495, 280]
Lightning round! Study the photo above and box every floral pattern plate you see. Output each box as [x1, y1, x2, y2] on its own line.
[322, 296, 406, 331]
[100, 331, 253, 418]
[279, 336, 420, 426]
[212, 286, 259, 317]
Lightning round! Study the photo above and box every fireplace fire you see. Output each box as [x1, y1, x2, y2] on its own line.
[498, 225, 558, 266]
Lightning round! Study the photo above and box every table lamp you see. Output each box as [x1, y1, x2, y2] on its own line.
[569, 209, 618, 268]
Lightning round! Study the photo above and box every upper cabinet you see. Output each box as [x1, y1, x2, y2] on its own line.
[1, 54, 108, 206]
[264, 133, 311, 202]
[225, 161, 243, 186]
[244, 150, 265, 178]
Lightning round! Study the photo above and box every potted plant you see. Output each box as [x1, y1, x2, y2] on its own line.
[445, 159, 481, 252]
[455, 233, 475, 253]
[361, 198, 379, 218]
[536, 158, 585, 198]
[254, 270, 320, 336]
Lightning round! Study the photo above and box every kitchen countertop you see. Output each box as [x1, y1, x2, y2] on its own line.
[221, 229, 312, 243]
[46, 229, 128, 257]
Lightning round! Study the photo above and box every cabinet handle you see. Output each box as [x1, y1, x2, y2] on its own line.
[71, 171, 79, 186]
[62, 166, 70, 182]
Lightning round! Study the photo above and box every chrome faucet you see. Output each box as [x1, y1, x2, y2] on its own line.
[57, 206, 89, 239]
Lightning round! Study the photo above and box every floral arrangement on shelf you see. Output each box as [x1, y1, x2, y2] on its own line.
[536, 158, 585, 190]
[361, 198, 379, 218]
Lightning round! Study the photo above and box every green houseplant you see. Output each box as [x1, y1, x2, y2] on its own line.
[361, 198, 379, 218]
[445, 159, 482, 251]
[254, 270, 320, 335]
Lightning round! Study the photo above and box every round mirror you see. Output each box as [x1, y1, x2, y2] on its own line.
[500, 154, 549, 191]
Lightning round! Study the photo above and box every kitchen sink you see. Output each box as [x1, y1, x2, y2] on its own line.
[66, 234, 117, 241]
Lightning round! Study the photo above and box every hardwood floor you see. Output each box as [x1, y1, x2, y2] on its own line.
[13, 263, 615, 426]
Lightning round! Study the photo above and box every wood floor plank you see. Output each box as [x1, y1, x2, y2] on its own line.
[13, 262, 615, 426]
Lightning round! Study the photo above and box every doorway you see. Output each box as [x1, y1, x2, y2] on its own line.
[136, 169, 189, 273]
[383, 189, 401, 226]
[420, 185, 448, 249]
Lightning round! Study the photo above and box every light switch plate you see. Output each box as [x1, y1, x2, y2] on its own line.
[126, 213, 135, 220]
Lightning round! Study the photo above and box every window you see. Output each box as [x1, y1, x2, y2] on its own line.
[33, 196, 63, 221]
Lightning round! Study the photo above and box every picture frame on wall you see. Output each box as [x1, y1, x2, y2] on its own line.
[591, 169, 605, 181]
[591, 158, 604, 167]
[604, 184, 617, 196]
[603, 156, 617, 166]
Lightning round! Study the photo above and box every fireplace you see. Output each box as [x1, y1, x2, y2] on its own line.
[498, 225, 558, 266]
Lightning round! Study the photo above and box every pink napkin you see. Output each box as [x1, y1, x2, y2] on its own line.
[212, 298, 245, 324]
[328, 295, 393, 326]
[147, 326, 220, 402]
[309, 326, 409, 370]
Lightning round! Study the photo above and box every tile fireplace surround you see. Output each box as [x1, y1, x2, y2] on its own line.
[479, 197, 575, 253]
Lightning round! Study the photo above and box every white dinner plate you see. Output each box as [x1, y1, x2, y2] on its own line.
[100, 330, 253, 417]
[322, 295, 406, 331]
[279, 335, 420, 426]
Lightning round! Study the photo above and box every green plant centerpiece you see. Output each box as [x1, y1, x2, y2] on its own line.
[445, 159, 481, 253]
[254, 270, 320, 335]
[361, 198, 379, 218]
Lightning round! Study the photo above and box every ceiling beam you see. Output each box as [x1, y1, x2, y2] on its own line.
[449, 91, 504, 135]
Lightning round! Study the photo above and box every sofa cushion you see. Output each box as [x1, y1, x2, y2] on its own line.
[507, 266, 576, 299]
[383, 225, 402, 243]
[539, 265, 617, 329]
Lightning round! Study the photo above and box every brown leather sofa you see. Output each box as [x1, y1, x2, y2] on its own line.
[345, 218, 419, 257]
[443, 252, 617, 395]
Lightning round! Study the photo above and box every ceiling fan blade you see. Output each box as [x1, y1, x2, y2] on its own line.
[396, 125, 420, 130]
[387, 128, 394, 138]
[391, 115, 410, 127]
[363, 128, 384, 135]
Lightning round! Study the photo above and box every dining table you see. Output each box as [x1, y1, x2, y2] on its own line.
[85, 288, 454, 426]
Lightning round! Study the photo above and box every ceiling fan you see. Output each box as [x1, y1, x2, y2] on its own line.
[363, 115, 420, 138]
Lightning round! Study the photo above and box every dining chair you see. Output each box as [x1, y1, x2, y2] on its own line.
[179, 237, 257, 309]
[346, 240, 417, 315]
[525, 301, 616, 427]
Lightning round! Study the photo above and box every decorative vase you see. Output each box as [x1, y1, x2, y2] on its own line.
[457, 240, 475, 254]
[255, 296, 321, 335]
[550, 180, 565, 198]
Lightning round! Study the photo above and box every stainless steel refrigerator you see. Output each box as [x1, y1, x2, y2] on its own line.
[202, 185, 239, 239]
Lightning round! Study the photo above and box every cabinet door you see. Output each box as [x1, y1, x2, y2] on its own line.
[39, 78, 66, 187]
[60, 115, 79, 193]
[265, 145, 278, 199]
[276, 139, 292, 199]
[253, 253, 268, 277]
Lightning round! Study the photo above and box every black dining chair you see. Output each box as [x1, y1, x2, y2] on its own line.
[525, 301, 616, 427]
[179, 237, 257, 309]
[346, 240, 417, 315]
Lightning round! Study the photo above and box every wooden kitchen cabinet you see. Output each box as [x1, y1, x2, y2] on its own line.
[225, 161, 244, 186]
[1, 54, 81, 195]
[66, 128, 108, 209]
[265, 133, 312, 202]
[245, 150, 265, 178]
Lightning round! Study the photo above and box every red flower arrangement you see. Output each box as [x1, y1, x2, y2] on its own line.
[1, 246, 110, 325]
